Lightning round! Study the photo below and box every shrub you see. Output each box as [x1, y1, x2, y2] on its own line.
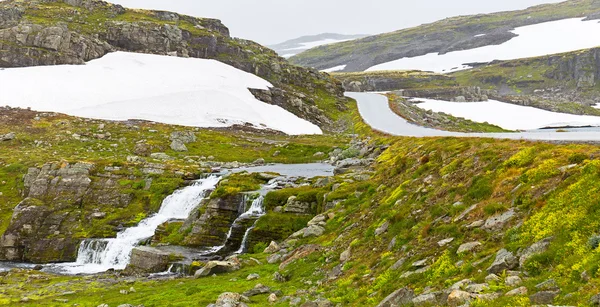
[568, 152, 588, 165]
[252, 241, 268, 254]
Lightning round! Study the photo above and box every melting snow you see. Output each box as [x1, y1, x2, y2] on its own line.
[321, 65, 347, 73]
[414, 98, 600, 130]
[367, 18, 600, 73]
[0, 52, 322, 135]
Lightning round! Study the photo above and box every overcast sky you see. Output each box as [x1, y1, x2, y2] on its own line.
[108, 0, 565, 45]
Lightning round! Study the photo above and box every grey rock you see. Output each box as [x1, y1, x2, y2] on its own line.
[126, 246, 172, 273]
[457, 241, 482, 254]
[376, 287, 414, 307]
[519, 237, 552, 267]
[242, 283, 271, 297]
[170, 139, 188, 152]
[482, 209, 515, 231]
[375, 221, 390, 236]
[505, 276, 522, 287]
[303, 225, 325, 238]
[0, 132, 15, 141]
[487, 249, 518, 274]
[465, 283, 488, 293]
[505, 287, 528, 296]
[194, 260, 240, 278]
[150, 152, 174, 161]
[535, 279, 559, 291]
[264, 241, 281, 254]
[529, 291, 558, 304]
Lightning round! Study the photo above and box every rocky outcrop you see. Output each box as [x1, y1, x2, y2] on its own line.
[0, 0, 349, 131]
[0, 162, 135, 262]
[182, 194, 245, 247]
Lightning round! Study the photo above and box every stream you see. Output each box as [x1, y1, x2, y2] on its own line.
[0, 163, 334, 275]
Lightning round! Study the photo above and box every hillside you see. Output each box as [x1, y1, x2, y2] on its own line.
[289, 0, 600, 72]
[0, 0, 352, 132]
[334, 46, 600, 116]
[4, 125, 600, 306]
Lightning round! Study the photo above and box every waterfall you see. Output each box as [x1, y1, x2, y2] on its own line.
[51, 176, 221, 274]
[209, 195, 266, 255]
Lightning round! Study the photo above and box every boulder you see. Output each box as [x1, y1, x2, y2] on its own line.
[194, 260, 241, 278]
[505, 287, 528, 296]
[170, 131, 196, 144]
[447, 290, 473, 307]
[375, 221, 390, 236]
[211, 292, 248, 307]
[264, 241, 281, 254]
[412, 293, 438, 306]
[170, 139, 188, 152]
[457, 242, 481, 254]
[283, 196, 314, 214]
[376, 288, 414, 307]
[242, 284, 271, 297]
[505, 276, 522, 287]
[519, 237, 552, 267]
[487, 249, 518, 274]
[529, 291, 558, 305]
[303, 225, 325, 238]
[126, 246, 173, 273]
[0, 132, 16, 141]
[482, 209, 515, 231]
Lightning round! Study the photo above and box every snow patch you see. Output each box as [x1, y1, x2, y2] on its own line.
[414, 98, 600, 130]
[367, 18, 600, 73]
[321, 65, 347, 73]
[0, 52, 322, 135]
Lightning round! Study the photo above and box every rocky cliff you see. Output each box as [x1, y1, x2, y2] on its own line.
[0, 0, 351, 132]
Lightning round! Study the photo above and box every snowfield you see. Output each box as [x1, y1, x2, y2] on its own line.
[0, 52, 322, 135]
[367, 18, 600, 73]
[413, 98, 600, 130]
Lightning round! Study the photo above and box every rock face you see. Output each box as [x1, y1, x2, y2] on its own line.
[0, 162, 133, 262]
[0, 0, 348, 131]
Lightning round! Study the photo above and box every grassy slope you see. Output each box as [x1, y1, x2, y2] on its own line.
[4, 136, 600, 306]
[0, 108, 349, 238]
[290, 0, 600, 70]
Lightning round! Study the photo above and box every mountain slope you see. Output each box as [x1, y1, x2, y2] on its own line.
[0, 0, 352, 132]
[290, 0, 600, 72]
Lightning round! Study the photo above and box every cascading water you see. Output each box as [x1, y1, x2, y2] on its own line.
[50, 176, 221, 274]
[210, 193, 268, 255]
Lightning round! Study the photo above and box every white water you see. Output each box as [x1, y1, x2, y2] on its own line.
[51, 176, 221, 274]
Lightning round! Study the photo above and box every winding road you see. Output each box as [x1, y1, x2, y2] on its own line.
[347, 92, 600, 142]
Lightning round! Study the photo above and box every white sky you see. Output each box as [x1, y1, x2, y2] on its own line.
[107, 0, 566, 45]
